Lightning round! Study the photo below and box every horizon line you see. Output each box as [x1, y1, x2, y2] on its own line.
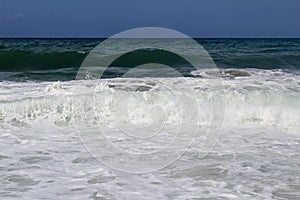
[1, 36, 300, 39]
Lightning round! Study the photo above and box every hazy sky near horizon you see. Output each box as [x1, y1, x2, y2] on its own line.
[1, 0, 300, 38]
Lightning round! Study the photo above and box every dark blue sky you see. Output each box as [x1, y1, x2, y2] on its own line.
[1, 0, 300, 38]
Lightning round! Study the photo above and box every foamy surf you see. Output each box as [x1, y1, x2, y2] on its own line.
[1, 69, 299, 133]
[1, 69, 300, 199]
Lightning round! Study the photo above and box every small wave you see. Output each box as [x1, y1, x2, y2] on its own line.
[191, 69, 251, 79]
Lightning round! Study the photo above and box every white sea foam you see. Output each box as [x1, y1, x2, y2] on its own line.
[1, 69, 300, 199]
[1, 69, 299, 133]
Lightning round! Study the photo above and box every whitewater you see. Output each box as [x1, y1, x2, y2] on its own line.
[1, 68, 300, 199]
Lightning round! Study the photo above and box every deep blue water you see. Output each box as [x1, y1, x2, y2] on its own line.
[0, 38, 300, 81]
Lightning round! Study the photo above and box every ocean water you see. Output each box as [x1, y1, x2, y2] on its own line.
[0, 38, 300, 199]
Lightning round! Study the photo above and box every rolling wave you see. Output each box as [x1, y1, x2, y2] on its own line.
[0, 50, 86, 71]
[1, 69, 299, 133]
[1, 38, 300, 81]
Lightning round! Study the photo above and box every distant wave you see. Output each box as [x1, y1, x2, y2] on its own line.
[1, 38, 300, 81]
[0, 50, 86, 71]
[214, 55, 300, 70]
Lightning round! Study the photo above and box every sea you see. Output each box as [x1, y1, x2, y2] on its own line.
[0, 38, 300, 199]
